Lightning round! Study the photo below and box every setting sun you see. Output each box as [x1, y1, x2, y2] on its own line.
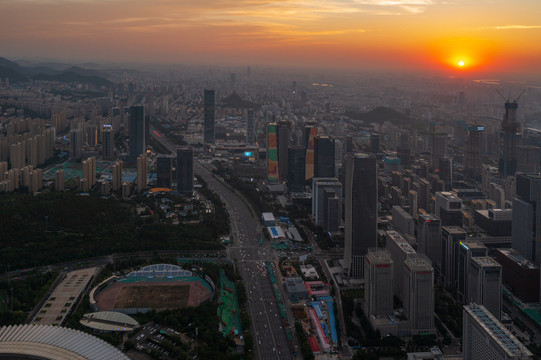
[458, 60, 465, 67]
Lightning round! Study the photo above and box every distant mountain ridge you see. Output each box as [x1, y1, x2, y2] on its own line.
[0, 57, 113, 86]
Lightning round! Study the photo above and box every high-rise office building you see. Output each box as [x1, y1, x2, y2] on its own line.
[435, 192, 463, 227]
[441, 226, 467, 290]
[314, 136, 335, 178]
[464, 125, 483, 181]
[312, 178, 342, 227]
[458, 241, 488, 304]
[417, 214, 441, 268]
[462, 304, 531, 360]
[176, 146, 193, 195]
[438, 157, 452, 190]
[128, 105, 145, 163]
[512, 174, 541, 264]
[203, 89, 215, 144]
[156, 154, 172, 189]
[304, 124, 317, 180]
[267, 123, 279, 181]
[517, 145, 540, 174]
[137, 154, 147, 192]
[246, 109, 256, 145]
[418, 179, 431, 213]
[277, 121, 290, 182]
[499, 101, 521, 178]
[343, 154, 377, 278]
[403, 255, 435, 334]
[386, 230, 416, 299]
[431, 133, 448, 171]
[323, 188, 341, 233]
[364, 248, 394, 318]
[469, 257, 502, 320]
[102, 125, 113, 160]
[391, 205, 414, 236]
[287, 145, 305, 193]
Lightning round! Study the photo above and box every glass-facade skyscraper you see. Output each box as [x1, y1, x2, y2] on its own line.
[129, 105, 145, 163]
[177, 146, 193, 195]
[343, 153, 377, 278]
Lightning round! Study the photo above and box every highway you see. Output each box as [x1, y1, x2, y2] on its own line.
[195, 161, 295, 359]
[151, 126, 296, 359]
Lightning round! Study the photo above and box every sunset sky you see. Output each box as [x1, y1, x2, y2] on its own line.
[1, 0, 540, 74]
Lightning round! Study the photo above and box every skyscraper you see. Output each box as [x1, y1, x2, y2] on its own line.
[499, 101, 521, 178]
[203, 89, 215, 144]
[304, 124, 317, 180]
[277, 121, 290, 182]
[464, 125, 483, 181]
[129, 105, 145, 163]
[156, 154, 172, 189]
[314, 135, 335, 178]
[441, 226, 467, 290]
[457, 241, 488, 304]
[435, 192, 463, 227]
[312, 178, 342, 228]
[287, 145, 305, 193]
[364, 248, 393, 318]
[469, 257, 502, 320]
[102, 125, 114, 160]
[136, 154, 147, 192]
[417, 214, 441, 269]
[386, 230, 416, 299]
[246, 109, 256, 145]
[267, 123, 279, 181]
[462, 304, 530, 360]
[512, 174, 541, 264]
[176, 146, 193, 195]
[403, 255, 435, 334]
[343, 154, 377, 278]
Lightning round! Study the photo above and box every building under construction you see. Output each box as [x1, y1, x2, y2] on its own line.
[499, 101, 522, 178]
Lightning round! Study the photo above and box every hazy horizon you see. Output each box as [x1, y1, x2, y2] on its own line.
[1, 0, 540, 81]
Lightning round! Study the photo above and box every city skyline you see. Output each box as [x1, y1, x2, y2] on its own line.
[1, 0, 541, 77]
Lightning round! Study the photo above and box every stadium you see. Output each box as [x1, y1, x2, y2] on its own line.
[91, 264, 214, 314]
[0, 324, 130, 360]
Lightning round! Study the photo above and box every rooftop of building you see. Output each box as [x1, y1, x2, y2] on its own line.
[418, 213, 439, 222]
[441, 226, 466, 234]
[80, 311, 139, 332]
[471, 256, 501, 267]
[496, 249, 539, 270]
[386, 230, 416, 254]
[464, 304, 532, 357]
[366, 248, 393, 262]
[437, 191, 460, 200]
[404, 256, 433, 271]
[459, 240, 487, 250]
[0, 324, 131, 360]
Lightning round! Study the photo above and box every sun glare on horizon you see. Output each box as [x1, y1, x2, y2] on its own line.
[458, 60, 465, 67]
